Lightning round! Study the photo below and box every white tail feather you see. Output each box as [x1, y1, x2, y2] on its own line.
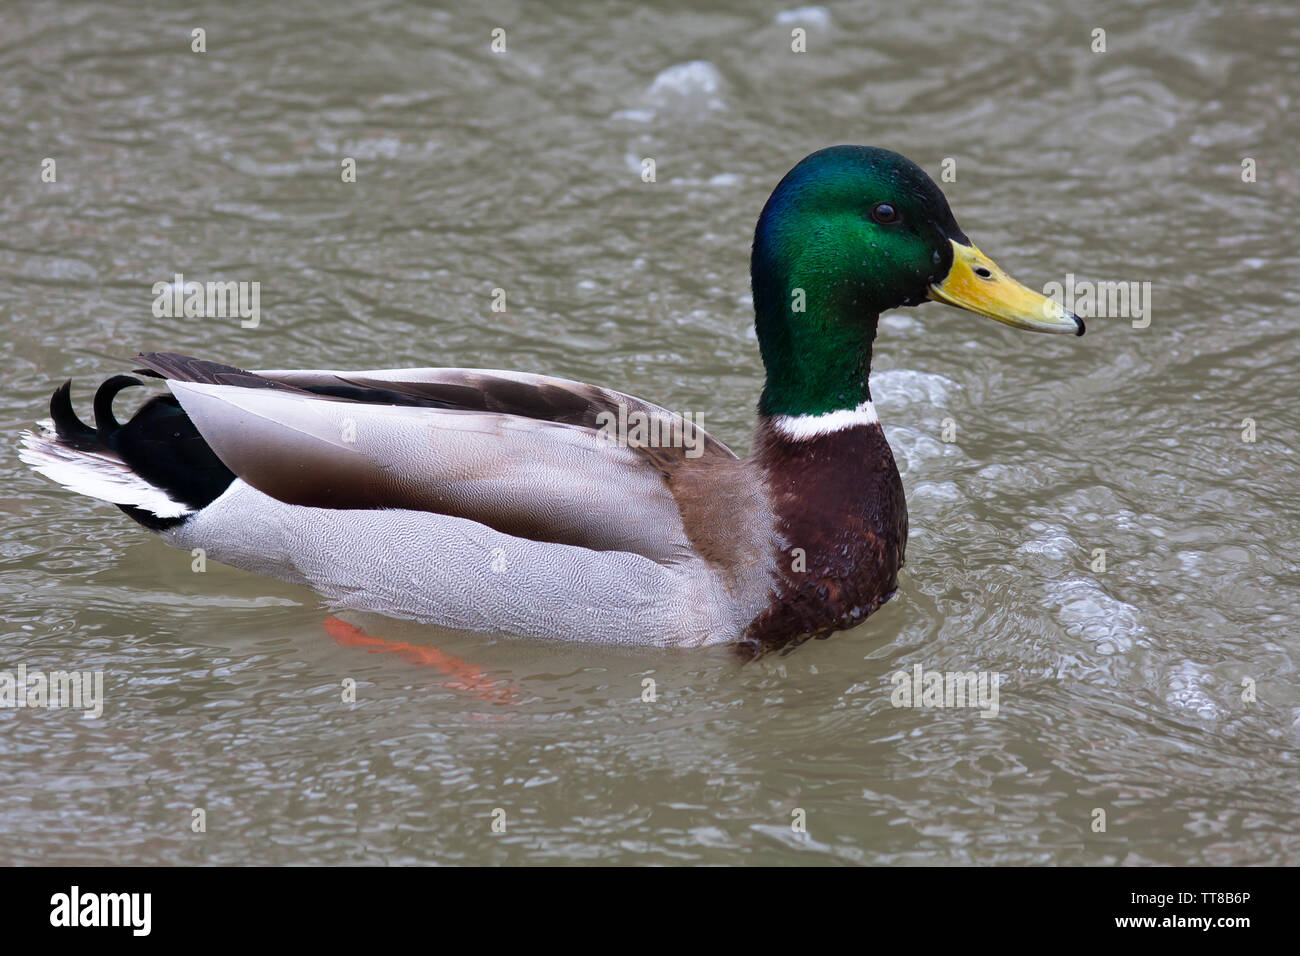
[19, 428, 191, 519]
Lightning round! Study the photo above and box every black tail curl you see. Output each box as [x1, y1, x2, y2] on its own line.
[48, 376, 236, 529]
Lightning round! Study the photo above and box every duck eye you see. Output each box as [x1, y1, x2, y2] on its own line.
[871, 202, 899, 224]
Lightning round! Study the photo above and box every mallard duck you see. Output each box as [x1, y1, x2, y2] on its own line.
[21, 146, 1082, 654]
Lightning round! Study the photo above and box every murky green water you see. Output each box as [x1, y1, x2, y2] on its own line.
[2, 0, 1297, 864]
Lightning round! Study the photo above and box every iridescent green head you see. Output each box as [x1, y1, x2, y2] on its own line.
[751, 145, 1083, 418]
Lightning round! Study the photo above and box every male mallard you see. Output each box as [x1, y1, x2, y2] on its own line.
[21, 146, 1082, 654]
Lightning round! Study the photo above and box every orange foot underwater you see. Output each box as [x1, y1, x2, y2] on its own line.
[324, 616, 521, 705]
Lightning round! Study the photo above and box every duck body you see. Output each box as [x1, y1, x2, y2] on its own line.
[144, 360, 782, 649]
[21, 146, 1081, 654]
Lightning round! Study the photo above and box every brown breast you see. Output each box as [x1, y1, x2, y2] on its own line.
[741, 418, 908, 655]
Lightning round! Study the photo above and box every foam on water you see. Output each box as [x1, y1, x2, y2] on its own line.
[871, 368, 960, 409]
[774, 7, 832, 29]
[642, 61, 727, 115]
[1044, 578, 1147, 656]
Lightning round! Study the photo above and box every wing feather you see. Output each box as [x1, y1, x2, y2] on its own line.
[151, 353, 735, 564]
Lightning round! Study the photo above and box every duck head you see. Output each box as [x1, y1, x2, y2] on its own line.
[751, 145, 1083, 418]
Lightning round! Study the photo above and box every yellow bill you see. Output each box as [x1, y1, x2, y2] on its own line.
[929, 239, 1084, 335]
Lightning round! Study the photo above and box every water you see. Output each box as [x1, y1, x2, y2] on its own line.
[2, 0, 1298, 864]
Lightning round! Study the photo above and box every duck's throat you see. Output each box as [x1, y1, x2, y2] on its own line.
[754, 296, 878, 420]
